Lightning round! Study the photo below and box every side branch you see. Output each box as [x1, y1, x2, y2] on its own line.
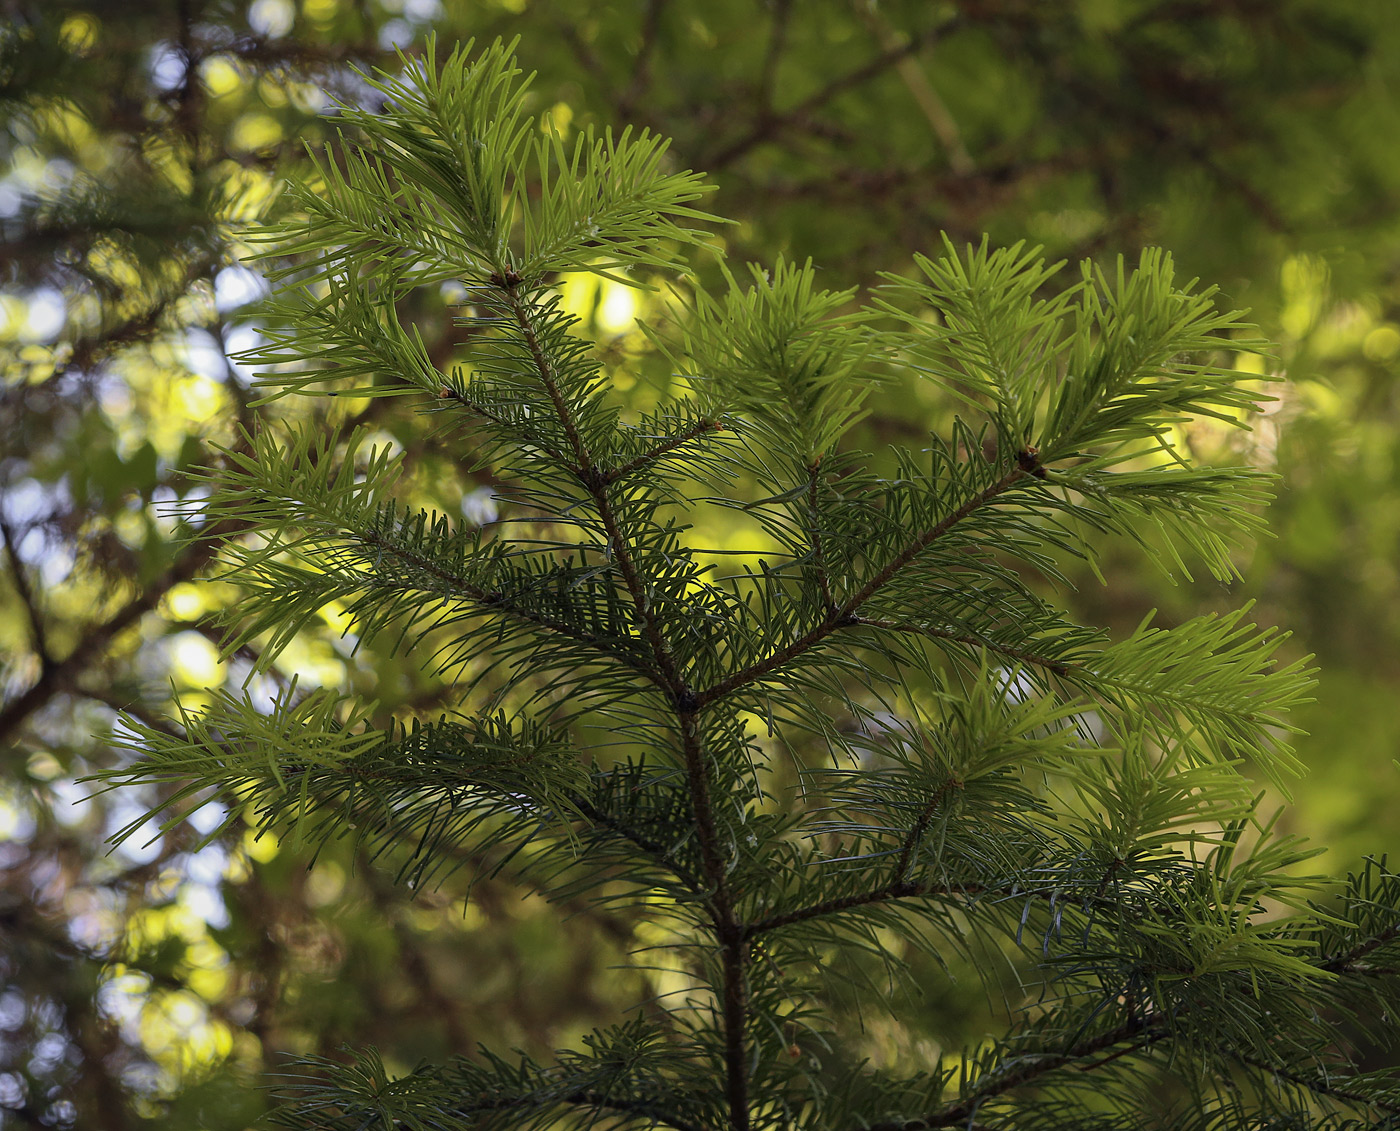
[859, 929, 1400, 1131]
[354, 527, 659, 680]
[441, 386, 576, 468]
[745, 870, 1125, 939]
[1319, 921, 1400, 975]
[603, 418, 724, 486]
[696, 467, 1028, 707]
[572, 795, 707, 895]
[857, 1015, 1165, 1131]
[892, 777, 959, 881]
[744, 878, 984, 938]
[0, 515, 51, 665]
[458, 1087, 710, 1131]
[846, 615, 1072, 678]
[1231, 1054, 1400, 1116]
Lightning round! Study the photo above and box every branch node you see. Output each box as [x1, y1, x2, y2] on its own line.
[1016, 446, 1048, 479]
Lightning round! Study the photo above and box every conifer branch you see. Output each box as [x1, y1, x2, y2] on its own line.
[500, 282, 592, 475]
[859, 1014, 1166, 1131]
[98, 43, 1362, 1129]
[460, 1089, 711, 1131]
[845, 614, 1071, 677]
[353, 525, 654, 677]
[859, 927, 1400, 1131]
[744, 873, 1133, 939]
[442, 385, 575, 467]
[571, 795, 706, 894]
[496, 279, 685, 693]
[696, 467, 1028, 707]
[1319, 921, 1400, 974]
[1230, 1055, 1400, 1116]
[602, 417, 724, 485]
[744, 879, 987, 938]
[893, 777, 961, 882]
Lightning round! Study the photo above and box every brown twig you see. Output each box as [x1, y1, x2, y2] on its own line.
[0, 514, 50, 666]
[618, 0, 669, 119]
[0, 521, 237, 749]
[758, 0, 794, 114]
[704, 17, 962, 169]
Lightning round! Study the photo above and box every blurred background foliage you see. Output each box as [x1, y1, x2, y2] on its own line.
[0, 0, 1397, 1126]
